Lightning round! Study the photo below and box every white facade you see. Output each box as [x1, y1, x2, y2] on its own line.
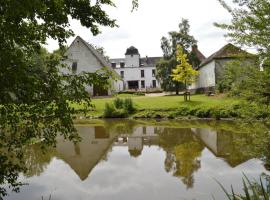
[110, 46, 161, 90]
[63, 36, 123, 96]
[190, 60, 216, 90]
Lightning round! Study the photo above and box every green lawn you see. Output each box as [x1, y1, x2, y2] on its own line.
[81, 94, 242, 118]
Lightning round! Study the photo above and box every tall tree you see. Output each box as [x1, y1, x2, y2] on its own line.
[0, 0, 137, 197]
[215, 0, 270, 66]
[156, 18, 198, 94]
[171, 45, 198, 101]
[215, 0, 270, 105]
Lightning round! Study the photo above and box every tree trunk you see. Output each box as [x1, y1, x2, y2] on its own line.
[184, 80, 187, 101]
[175, 83, 179, 95]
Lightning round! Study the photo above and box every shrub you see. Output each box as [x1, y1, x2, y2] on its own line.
[113, 98, 124, 109]
[103, 98, 136, 118]
[124, 98, 136, 114]
[104, 103, 116, 118]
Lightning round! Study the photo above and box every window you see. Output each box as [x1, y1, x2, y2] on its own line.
[72, 62, 77, 74]
[152, 69, 156, 77]
[111, 63, 116, 68]
[120, 62, 125, 68]
[141, 70, 145, 78]
[120, 71, 124, 78]
[141, 80, 145, 88]
[152, 80, 156, 88]
[143, 127, 146, 134]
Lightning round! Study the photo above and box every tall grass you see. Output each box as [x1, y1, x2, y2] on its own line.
[216, 174, 270, 200]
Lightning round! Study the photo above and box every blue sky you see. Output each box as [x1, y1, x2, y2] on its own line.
[46, 0, 233, 58]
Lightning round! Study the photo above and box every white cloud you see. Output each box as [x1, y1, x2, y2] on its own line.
[46, 0, 232, 58]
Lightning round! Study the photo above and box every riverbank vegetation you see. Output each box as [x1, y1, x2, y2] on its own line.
[72, 94, 270, 121]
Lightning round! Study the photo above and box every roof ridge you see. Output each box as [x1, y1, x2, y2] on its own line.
[199, 43, 253, 67]
[76, 36, 111, 68]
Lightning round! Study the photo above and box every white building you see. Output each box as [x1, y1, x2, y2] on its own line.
[190, 43, 256, 93]
[110, 46, 162, 91]
[63, 36, 123, 96]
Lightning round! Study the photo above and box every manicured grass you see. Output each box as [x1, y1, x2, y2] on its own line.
[93, 94, 238, 111]
[75, 94, 243, 118]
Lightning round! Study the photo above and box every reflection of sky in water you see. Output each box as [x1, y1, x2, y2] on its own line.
[4, 124, 270, 200]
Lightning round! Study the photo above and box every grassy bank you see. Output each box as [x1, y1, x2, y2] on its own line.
[73, 94, 270, 120]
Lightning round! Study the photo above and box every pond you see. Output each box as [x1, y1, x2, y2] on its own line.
[2, 119, 270, 200]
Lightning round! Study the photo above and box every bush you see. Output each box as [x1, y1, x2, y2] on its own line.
[103, 98, 136, 118]
[113, 98, 124, 109]
[124, 98, 136, 114]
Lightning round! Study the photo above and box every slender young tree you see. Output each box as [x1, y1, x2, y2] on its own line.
[171, 45, 199, 101]
[156, 18, 198, 94]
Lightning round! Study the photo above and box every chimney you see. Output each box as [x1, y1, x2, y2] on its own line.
[192, 44, 198, 52]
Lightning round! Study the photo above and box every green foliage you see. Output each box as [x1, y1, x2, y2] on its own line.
[103, 98, 136, 118]
[171, 45, 199, 101]
[124, 98, 136, 114]
[216, 60, 270, 105]
[217, 174, 270, 200]
[0, 0, 136, 197]
[215, 0, 270, 65]
[157, 18, 198, 94]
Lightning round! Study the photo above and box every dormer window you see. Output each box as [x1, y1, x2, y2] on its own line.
[120, 62, 125, 68]
[111, 63, 116, 68]
[72, 61, 77, 74]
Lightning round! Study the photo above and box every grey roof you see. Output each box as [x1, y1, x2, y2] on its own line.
[109, 57, 162, 68]
[199, 43, 254, 68]
[110, 58, 125, 63]
[140, 57, 162, 67]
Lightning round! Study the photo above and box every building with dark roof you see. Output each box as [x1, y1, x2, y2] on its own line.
[110, 46, 162, 90]
[189, 43, 256, 92]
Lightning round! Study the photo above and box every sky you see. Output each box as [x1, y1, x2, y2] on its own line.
[46, 0, 233, 58]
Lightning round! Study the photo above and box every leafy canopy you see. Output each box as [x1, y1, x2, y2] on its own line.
[171, 45, 199, 86]
[215, 0, 270, 65]
[157, 18, 200, 93]
[0, 0, 137, 197]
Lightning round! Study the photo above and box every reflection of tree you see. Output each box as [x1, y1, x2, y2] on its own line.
[23, 145, 56, 177]
[172, 142, 203, 188]
[103, 119, 138, 135]
[159, 128, 203, 189]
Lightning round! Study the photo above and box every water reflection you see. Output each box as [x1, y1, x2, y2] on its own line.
[3, 120, 270, 200]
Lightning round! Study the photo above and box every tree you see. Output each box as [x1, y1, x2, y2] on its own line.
[215, 0, 270, 66]
[171, 45, 199, 101]
[156, 18, 198, 94]
[0, 0, 137, 197]
[215, 0, 270, 105]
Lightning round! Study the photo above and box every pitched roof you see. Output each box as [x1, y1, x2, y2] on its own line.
[74, 36, 112, 68]
[191, 45, 206, 62]
[67, 36, 121, 79]
[199, 43, 254, 67]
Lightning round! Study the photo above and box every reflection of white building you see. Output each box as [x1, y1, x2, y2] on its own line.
[115, 126, 159, 157]
[110, 47, 162, 90]
[56, 126, 115, 180]
[191, 128, 251, 167]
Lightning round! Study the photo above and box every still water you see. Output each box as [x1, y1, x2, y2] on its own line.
[4, 119, 270, 200]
